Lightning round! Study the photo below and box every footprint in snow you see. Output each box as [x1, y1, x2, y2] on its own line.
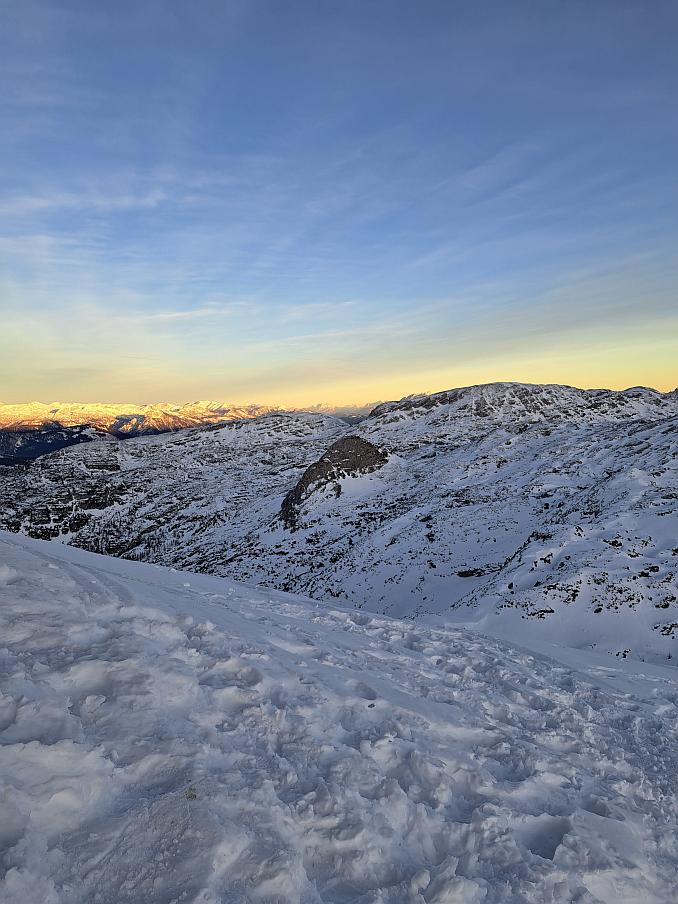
[349, 680, 378, 701]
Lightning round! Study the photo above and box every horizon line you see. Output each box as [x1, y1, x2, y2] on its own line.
[2, 378, 676, 409]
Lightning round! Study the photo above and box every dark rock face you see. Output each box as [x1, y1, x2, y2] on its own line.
[281, 436, 388, 530]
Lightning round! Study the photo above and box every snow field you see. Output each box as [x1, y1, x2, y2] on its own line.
[1, 532, 677, 903]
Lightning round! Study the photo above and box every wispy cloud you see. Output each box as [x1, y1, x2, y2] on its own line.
[1, 0, 677, 401]
[459, 142, 540, 192]
[0, 189, 170, 216]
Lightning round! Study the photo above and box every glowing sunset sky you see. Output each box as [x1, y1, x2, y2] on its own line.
[1, 1, 677, 404]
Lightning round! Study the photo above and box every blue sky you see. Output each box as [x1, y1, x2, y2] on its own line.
[1, 0, 677, 403]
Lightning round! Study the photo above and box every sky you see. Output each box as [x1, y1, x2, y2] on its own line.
[1, 0, 677, 405]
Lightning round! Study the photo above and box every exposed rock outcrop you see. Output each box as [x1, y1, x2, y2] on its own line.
[281, 436, 388, 530]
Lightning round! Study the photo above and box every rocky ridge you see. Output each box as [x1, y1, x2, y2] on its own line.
[281, 436, 388, 530]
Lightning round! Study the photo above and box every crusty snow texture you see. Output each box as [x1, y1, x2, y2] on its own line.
[1, 532, 677, 903]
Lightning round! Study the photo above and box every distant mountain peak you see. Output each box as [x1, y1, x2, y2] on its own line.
[0, 400, 279, 437]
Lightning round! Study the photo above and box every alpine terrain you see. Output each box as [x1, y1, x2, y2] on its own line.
[1, 382, 676, 666]
[0, 401, 280, 463]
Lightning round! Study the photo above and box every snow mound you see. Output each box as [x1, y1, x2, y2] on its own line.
[1, 532, 677, 903]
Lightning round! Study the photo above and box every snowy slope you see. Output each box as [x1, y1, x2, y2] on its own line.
[1, 530, 677, 903]
[1, 384, 676, 665]
[0, 411, 348, 555]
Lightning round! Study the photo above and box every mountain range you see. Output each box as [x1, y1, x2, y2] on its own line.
[0, 399, 374, 463]
[0, 399, 283, 432]
[1, 381, 676, 666]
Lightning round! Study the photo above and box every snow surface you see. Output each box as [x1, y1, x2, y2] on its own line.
[1, 530, 677, 903]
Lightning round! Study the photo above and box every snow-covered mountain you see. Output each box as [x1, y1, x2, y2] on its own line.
[1, 383, 676, 665]
[0, 399, 376, 436]
[0, 400, 279, 436]
[0, 400, 375, 462]
[1, 530, 677, 903]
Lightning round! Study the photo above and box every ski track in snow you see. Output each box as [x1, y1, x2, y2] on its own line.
[1, 532, 677, 903]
